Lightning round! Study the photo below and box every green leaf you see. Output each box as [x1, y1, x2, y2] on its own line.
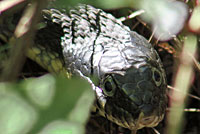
[67, 88, 95, 124]
[0, 84, 38, 134]
[24, 74, 93, 134]
[38, 120, 84, 134]
[0, 74, 95, 134]
[23, 74, 56, 109]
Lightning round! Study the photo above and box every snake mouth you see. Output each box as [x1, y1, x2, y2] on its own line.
[139, 114, 164, 128]
[99, 103, 138, 129]
[97, 100, 164, 130]
[140, 116, 156, 125]
[136, 111, 165, 129]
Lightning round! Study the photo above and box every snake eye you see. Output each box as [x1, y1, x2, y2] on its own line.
[152, 68, 162, 86]
[102, 76, 116, 96]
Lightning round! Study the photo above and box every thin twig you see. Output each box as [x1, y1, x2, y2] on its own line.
[0, 0, 48, 81]
[0, 0, 26, 13]
[184, 108, 200, 112]
[152, 127, 160, 134]
[190, 53, 200, 71]
[148, 27, 156, 43]
[167, 85, 200, 101]
[118, 9, 145, 22]
[167, 108, 200, 112]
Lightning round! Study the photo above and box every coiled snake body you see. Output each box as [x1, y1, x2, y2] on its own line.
[0, 4, 167, 131]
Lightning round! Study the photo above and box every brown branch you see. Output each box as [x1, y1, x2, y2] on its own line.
[0, 0, 48, 81]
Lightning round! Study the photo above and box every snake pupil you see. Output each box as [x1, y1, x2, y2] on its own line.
[104, 81, 113, 92]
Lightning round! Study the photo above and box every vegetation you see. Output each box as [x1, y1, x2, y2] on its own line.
[0, 0, 199, 134]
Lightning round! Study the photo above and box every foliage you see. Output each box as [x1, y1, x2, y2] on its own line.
[0, 74, 94, 134]
[0, 0, 200, 134]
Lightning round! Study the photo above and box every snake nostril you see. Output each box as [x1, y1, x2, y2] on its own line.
[141, 116, 155, 125]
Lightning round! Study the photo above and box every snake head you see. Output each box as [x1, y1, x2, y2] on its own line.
[94, 32, 168, 130]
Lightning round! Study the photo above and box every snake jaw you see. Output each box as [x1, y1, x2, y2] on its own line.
[136, 112, 165, 129]
[139, 114, 165, 127]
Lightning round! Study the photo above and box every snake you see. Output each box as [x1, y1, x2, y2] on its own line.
[0, 4, 168, 131]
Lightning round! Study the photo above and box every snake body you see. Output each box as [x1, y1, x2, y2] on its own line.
[0, 4, 167, 131]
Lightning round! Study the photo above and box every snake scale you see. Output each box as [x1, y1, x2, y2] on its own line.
[0, 4, 168, 132]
